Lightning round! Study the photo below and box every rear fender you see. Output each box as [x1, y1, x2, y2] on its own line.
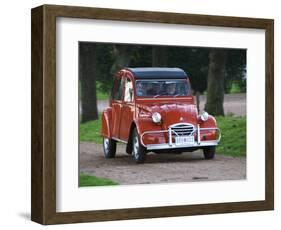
[101, 108, 112, 138]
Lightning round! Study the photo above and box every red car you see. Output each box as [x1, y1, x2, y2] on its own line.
[101, 67, 221, 163]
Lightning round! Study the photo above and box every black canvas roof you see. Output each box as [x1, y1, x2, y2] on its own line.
[126, 67, 188, 79]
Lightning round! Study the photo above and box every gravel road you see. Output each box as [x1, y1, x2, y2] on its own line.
[80, 142, 246, 185]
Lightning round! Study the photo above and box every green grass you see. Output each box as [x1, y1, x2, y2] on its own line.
[96, 89, 109, 100]
[216, 116, 246, 157]
[96, 82, 110, 100]
[80, 81, 109, 100]
[80, 116, 103, 144]
[79, 114, 246, 157]
[80, 173, 119, 187]
[229, 82, 242, 94]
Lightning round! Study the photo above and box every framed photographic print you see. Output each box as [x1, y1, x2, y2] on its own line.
[31, 4, 274, 225]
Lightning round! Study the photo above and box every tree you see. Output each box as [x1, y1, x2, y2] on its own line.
[110, 45, 136, 75]
[224, 49, 246, 93]
[205, 49, 227, 116]
[79, 42, 98, 122]
[152, 46, 167, 67]
[165, 47, 209, 112]
[95, 44, 115, 93]
[184, 48, 209, 112]
[130, 45, 152, 67]
[92, 44, 141, 104]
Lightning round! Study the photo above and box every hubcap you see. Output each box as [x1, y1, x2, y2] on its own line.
[103, 138, 109, 153]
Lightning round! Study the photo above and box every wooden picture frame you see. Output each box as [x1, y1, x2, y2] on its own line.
[31, 4, 274, 225]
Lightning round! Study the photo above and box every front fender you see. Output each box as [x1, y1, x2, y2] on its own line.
[133, 117, 164, 146]
[200, 115, 217, 128]
[101, 108, 112, 138]
[134, 118, 163, 135]
[198, 115, 219, 141]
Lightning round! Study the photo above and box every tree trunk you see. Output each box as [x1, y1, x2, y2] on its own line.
[205, 49, 227, 116]
[79, 43, 98, 123]
[152, 47, 167, 67]
[110, 45, 135, 75]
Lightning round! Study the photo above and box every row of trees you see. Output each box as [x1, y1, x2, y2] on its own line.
[79, 43, 246, 123]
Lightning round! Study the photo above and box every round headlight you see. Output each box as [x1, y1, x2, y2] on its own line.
[200, 111, 209, 121]
[152, 112, 161, 123]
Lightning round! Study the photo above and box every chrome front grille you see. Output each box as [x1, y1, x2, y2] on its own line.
[170, 123, 195, 137]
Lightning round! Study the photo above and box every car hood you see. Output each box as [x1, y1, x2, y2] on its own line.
[137, 102, 199, 128]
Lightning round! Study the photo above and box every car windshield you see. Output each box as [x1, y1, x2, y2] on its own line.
[135, 79, 191, 97]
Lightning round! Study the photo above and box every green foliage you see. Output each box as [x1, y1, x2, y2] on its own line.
[80, 173, 118, 186]
[224, 50, 246, 93]
[80, 118, 103, 144]
[93, 43, 246, 96]
[167, 47, 209, 93]
[95, 44, 115, 93]
[216, 116, 246, 157]
[130, 45, 153, 67]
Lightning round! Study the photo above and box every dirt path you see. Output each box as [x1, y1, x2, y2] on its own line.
[80, 142, 246, 185]
[97, 93, 246, 117]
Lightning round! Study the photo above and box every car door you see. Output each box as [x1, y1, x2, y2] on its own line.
[119, 76, 135, 141]
[111, 76, 125, 139]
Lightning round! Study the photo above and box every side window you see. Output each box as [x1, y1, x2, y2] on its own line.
[112, 78, 124, 100]
[124, 78, 134, 102]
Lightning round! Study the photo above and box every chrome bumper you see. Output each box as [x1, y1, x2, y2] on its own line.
[140, 125, 221, 151]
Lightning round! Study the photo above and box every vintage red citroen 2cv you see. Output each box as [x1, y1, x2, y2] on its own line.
[101, 67, 221, 163]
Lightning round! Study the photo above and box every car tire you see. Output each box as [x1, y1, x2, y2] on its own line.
[103, 137, 116, 158]
[203, 146, 216, 159]
[126, 137, 132, 155]
[132, 128, 146, 163]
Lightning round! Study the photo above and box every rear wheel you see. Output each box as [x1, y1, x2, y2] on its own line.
[103, 137, 116, 158]
[132, 128, 146, 163]
[203, 146, 216, 159]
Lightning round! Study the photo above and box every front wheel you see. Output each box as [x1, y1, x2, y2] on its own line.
[203, 146, 216, 159]
[132, 128, 146, 163]
[103, 137, 116, 158]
